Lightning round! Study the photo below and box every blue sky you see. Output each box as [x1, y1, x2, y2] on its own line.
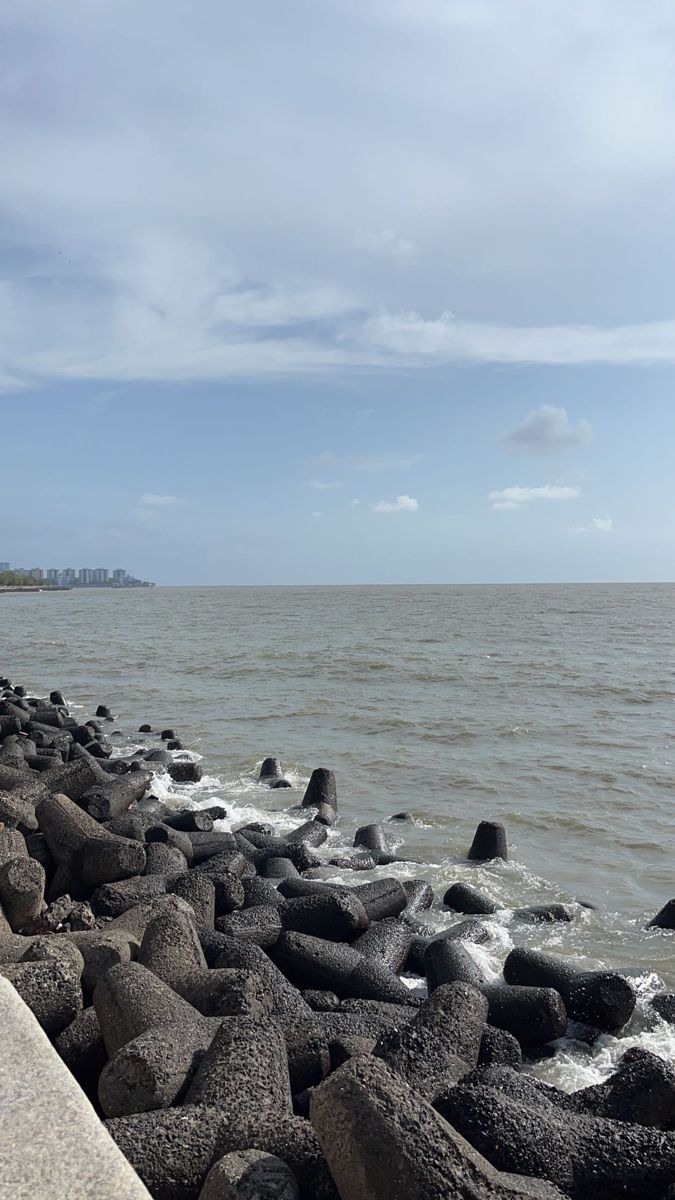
[2, 1, 675, 584]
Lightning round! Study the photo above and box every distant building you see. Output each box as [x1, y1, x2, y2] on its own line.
[61, 568, 76, 584]
[92, 568, 109, 584]
[29, 568, 44, 581]
[14, 568, 30, 577]
[0, 562, 10, 572]
[46, 569, 59, 584]
[112, 568, 127, 583]
[78, 568, 93, 584]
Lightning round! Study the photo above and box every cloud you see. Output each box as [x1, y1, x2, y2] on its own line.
[352, 453, 423, 473]
[364, 312, 675, 367]
[489, 484, 580, 509]
[372, 494, 419, 512]
[570, 515, 613, 533]
[4, 3, 675, 388]
[139, 493, 183, 506]
[310, 511, 323, 519]
[501, 405, 592, 453]
[351, 498, 360, 506]
[308, 478, 343, 490]
[359, 229, 414, 260]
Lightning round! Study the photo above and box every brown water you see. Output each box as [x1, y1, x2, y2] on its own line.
[2, 582, 674, 1087]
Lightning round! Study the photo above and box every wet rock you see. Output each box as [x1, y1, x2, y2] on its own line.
[301, 768, 337, 811]
[444, 881, 499, 915]
[259, 757, 283, 781]
[467, 820, 508, 862]
[649, 899, 675, 929]
[503, 947, 635, 1032]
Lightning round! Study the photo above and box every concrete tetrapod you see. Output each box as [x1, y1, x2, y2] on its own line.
[0, 975, 151, 1200]
[373, 981, 488, 1101]
[309, 1054, 569, 1200]
[197, 1149, 299, 1200]
[438, 1073, 675, 1200]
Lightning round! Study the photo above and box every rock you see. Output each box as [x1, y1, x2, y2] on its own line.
[0, 955, 83, 1036]
[437, 1072, 675, 1200]
[259, 757, 283, 781]
[99, 1020, 217, 1117]
[503, 947, 635, 1032]
[0, 976, 151, 1199]
[184, 1015, 293, 1128]
[278, 893, 369, 941]
[649, 899, 675, 929]
[401, 879, 434, 915]
[54, 1005, 107, 1101]
[444, 881, 499, 915]
[0, 856, 45, 930]
[93, 961, 205, 1057]
[353, 917, 412, 972]
[301, 768, 337, 811]
[274, 930, 416, 1004]
[107, 1110, 337, 1200]
[167, 761, 203, 785]
[197, 1149, 299, 1200]
[374, 981, 488, 1101]
[310, 1054, 567, 1200]
[467, 820, 508, 862]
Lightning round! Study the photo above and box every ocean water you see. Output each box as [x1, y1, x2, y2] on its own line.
[2, 582, 674, 1089]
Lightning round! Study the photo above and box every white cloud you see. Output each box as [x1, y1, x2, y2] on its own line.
[139, 493, 183, 506]
[4, 3, 675, 388]
[351, 498, 360, 506]
[359, 229, 414, 260]
[364, 312, 675, 367]
[570, 515, 613, 533]
[489, 484, 580, 509]
[501, 405, 592, 453]
[308, 478, 343, 490]
[372, 494, 419, 512]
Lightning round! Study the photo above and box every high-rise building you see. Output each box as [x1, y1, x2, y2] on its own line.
[0, 562, 10, 572]
[29, 568, 44, 580]
[46, 570, 59, 584]
[112, 568, 127, 583]
[92, 568, 109, 584]
[61, 568, 76, 584]
[78, 568, 93, 584]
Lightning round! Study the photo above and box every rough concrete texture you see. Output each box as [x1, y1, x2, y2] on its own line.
[310, 1055, 568, 1200]
[185, 1015, 293, 1128]
[99, 1020, 218, 1117]
[0, 954, 83, 1036]
[107, 1109, 337, 1200]
[438, 1073, 675, 1199]
[374, 981, 488, 1100]
[93, 961, 206, 1057]
[0, 975, 152, 1199]
[197, 1149, 299, 1200]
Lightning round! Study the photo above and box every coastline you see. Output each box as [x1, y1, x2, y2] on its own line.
[1, 673, 674, 1199]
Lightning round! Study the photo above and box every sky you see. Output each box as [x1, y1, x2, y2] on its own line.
[1, 0, 675, 584]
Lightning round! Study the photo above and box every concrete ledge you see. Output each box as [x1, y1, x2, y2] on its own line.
[0, 975, 151, 1200]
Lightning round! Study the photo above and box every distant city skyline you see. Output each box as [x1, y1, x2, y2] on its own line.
[0, 563, 152, 587]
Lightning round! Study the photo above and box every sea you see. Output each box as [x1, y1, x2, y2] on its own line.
[2, 582, 674, 1090]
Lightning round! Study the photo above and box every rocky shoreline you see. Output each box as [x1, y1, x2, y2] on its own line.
[1, 675, 675, 1199]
